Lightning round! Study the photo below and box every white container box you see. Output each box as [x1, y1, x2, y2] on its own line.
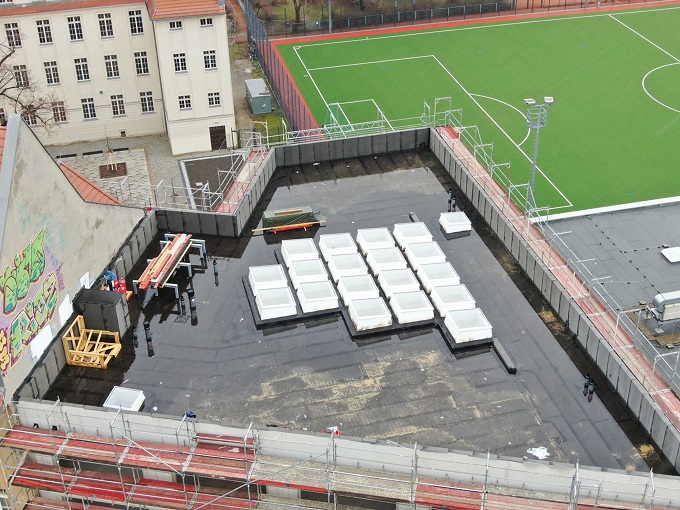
[404, 241, 447, 272]
[297, 281, 339, 313]
[439, 211, 472, 235]
[389, 291, 434, 324]
[430, 284, 475, 317]
[348, 297, 392, 331]
[288, 259, 329, 289]
[103, 386, 146, 411]
[366, 247, 407, 275]
[248, 265, 289, 296]
[444, 308, 493, 342]
[281, 239, 319, 267]
[256, 287, 297, 320]
[418, 262, 460, 293]
[356, 228, 395, 255]
[378, 268, 420, 299]
[337, 274, 380, 306]
[327, 253, 368, 282]
[393, 222, 433, 249]
[319, 233, 358, 261]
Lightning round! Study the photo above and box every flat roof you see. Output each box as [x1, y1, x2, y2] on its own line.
[46, 150, 650, 472]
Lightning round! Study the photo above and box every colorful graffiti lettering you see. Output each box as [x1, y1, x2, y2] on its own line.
[0, 228, 59, 375]
[0, 229, 46, 315]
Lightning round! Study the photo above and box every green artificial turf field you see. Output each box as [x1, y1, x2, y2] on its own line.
[275, 6, 680, 215]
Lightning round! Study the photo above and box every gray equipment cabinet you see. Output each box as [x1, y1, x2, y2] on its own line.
[245, 78, 273, 115]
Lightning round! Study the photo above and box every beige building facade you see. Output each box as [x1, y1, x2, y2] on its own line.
[0, 0, 236, 155]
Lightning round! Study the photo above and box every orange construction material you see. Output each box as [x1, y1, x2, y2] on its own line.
[137, 233, 193, 291]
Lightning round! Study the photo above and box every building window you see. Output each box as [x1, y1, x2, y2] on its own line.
[22, 108, 37, 126]
[140, 91, 154, 113]
[208, 92, 220, 107]
[67, 16, 83, 41]
[44, 61, 60, 85]
[98, 13, 113, 37]
[52, 101, 66, 123]
[178, 95, 191, 110]
[134, 51, 149, 75]
[5, 23, 21, 48]
[169, 20, 182, 30]
[104, 55, 119, 78]
[203, 50, 217, 70]
[111, 94, 125, 116]
[129, 10, 143, 34]
[0, 490, 9, 510]
[74, 58, 89, 81]
[0, 109, 6, 126]
[81, 98, 96, 119]
[36, 20, 52, 44]
[13, 65, 29, 87]
[200, 18, 213, 27]
[173, 53, 186, 73]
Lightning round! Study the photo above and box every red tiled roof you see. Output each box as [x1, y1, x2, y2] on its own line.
[58, 162, 121, 205]
[0, 0, 144, 17]
[146, 0, 224, 20]
[0, 127, 5, 173]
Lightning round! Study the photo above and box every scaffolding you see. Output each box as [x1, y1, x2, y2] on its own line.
[1, 399, 679, 510]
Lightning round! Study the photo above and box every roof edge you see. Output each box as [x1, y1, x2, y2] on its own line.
[0, 115, 21, 261]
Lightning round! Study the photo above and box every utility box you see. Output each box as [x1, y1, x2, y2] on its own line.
[245, 78, 272, 115]
[651, 290, 680, 321]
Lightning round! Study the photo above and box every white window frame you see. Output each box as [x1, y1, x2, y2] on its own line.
[169, 20, 182, 30]
[13, 64, 29, 87]
[98, 13, 114, 37]
[44, 61, 60, 85]
[36, 19, 52, 44]
[203, 50, 217, 70]
[22, 109, 37, 126]
[52, 101, 67, 123]
[104, 55, 119, 78]
[178, 95, 191, 110]
[74, 58, 89, 81]
[5, 23, 21, 48]
[134, 51, 149, 75]
[208, 92, 220, 107]
[67, 16, 83, 41]
[81, 98, 96, 119]
[200, 18, 213, 27]
[129, 10, 143, 34]
[140, 91, 154, 113]
[173, 53, 187, 73]
[111, 94, 125, 116]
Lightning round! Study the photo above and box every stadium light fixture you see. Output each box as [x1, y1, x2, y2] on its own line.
[524, 96, 554, 213]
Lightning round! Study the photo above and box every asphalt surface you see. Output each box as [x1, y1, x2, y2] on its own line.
[46, 149, 652, 472]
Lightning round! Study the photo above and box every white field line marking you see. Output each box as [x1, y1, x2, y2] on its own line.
[371, 98, 394, 131]
[294, 45, 329, 110]
[308, 55, 430, 71]
[470, 93, 532, 146]
[608, 15, 680, 114]
[291, 6, 680, 51]
[642, 63, 680, 113]
[608, 14, 680, 63]
[430, 55, 572, 208]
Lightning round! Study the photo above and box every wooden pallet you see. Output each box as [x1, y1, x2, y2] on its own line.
[61, 315, 121, 369]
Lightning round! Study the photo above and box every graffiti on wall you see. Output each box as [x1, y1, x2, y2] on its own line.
[0, 228, 61, 375]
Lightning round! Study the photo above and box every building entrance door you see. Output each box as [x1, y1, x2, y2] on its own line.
[209, 125, 227, 150]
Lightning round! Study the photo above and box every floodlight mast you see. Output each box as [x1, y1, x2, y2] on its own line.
[525, 96, 554, 213]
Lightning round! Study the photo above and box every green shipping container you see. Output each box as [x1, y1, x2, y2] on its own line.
[262, 206, 321, 229]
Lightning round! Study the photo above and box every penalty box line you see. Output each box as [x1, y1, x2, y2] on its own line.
[298, 50, 573, 210]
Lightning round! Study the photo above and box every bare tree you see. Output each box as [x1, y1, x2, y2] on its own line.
[291, 0, 305, 24]
[0, 42, 57, 128]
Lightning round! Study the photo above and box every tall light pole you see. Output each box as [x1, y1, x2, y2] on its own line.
[328, 0, 332, 34]
[524, 96, 554, 213]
